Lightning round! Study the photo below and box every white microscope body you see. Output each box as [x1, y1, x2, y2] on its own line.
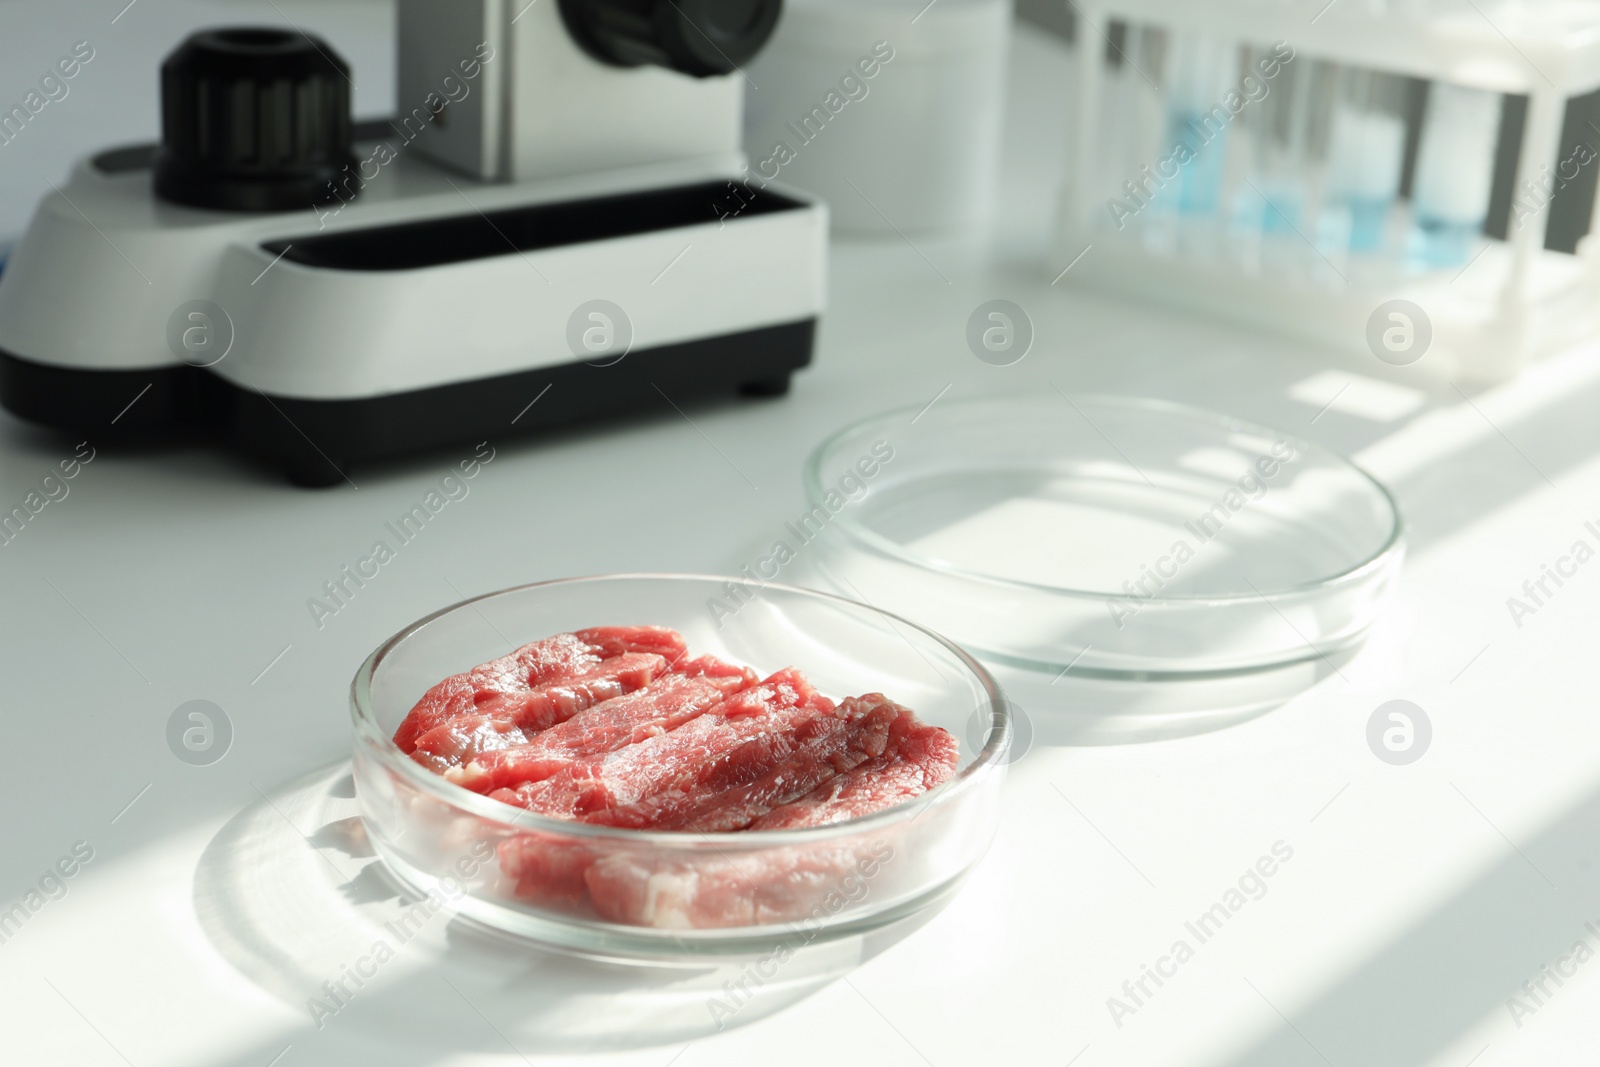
[0, 0, 824, 484]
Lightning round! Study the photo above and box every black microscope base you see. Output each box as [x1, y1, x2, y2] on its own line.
[0, 318, 814, 486]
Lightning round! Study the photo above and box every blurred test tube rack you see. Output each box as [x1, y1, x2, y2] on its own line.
[1051, 0, 1600, 381]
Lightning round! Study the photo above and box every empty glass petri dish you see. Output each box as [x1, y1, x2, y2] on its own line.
[794, 393, 1404, 739]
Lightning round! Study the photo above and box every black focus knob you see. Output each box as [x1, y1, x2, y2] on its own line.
[155, 27, 355, 212]
[559, 0, 782, 78]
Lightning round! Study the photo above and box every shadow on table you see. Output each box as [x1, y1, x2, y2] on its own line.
[192, 762, 939, 1063]
[1204, 775, 1600, 1067]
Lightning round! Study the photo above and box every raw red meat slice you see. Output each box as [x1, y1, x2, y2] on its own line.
[582, 841, 895, 928]
[393, 633, 602, 752]
[392, 627, 688, 753]
[496, 833, 596, 908]
[749, 696, 959, 831]
[409, 653, 667, 767]
[672, 653, 759, 691]
[447, 662, 752, 794]
[634, 693, 903, 832]
[574, 626, 688, 665]
[494, 652, 668, 734]
[410, 715, 527, 774]
[507, 668, 838, 823]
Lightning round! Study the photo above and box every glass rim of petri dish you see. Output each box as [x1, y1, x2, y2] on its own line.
[803, 392, 1405, 606]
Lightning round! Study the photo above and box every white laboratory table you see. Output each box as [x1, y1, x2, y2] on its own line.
[3, 3, 1599, 1066]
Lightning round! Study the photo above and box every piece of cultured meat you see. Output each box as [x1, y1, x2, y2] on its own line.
[582, 842, 893, 928]
[578, 699, 949, 928]
[447, 658, 754, 793]
[410, 716, 527, 774]
[573, 626, 688, 665]
[488, 661, 762, 911]
[492, 688, 953, 927]
[630, 693, 903, 832]
[392, 632, 600, 752]
[749, 697, 959, 831]
[408, 652, 667, 767]
[672, 653, 759, 691]
[504, 668, 837, 823]
[392, 627, 689, 753]
[496, 833, 597, 908]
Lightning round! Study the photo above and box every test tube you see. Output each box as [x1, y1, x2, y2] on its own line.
[1408, 81, 1503, 268]
[1322, 67, 1407, 254]
[1129, 27, 1170, 185]
[1095, 22, 1166, 237]
[1296, 61, 1340, 279]
[1093, 21, 1137, 231]
[1093, 24, 1176, 252]
[1161, 30, 1236, 224]
[1252, 53, 1314, 235]
[1230, 50, 1335, 279]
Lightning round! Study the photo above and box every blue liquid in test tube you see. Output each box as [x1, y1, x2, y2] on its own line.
[1409, 81, 1502, 269]
[1161, 32, 1234, 219]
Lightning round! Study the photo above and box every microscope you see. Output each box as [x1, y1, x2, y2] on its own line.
[0, 0, 824, 485]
